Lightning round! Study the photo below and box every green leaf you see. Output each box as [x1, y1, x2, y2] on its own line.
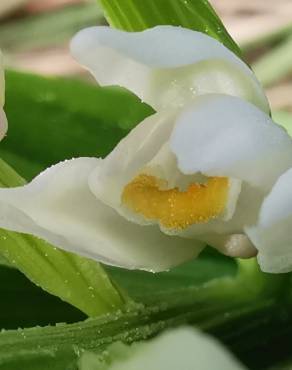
[106, 248, 237, 304]
[0, 260, 286, 370]
[98, 0, 242, 58]
[0, 159, 126, 317]
[2, 70, 154, 180]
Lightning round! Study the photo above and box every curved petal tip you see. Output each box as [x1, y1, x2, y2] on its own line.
[0, 108, 7, 141]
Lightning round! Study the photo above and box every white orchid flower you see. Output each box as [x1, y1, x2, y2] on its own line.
[0, 51, 7, 140]
[0, 26, 291, 273]
[78, 327, 246, 370]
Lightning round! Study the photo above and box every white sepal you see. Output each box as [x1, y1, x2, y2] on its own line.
[71, 26, 269, 113]
[0, 158, 203, 272]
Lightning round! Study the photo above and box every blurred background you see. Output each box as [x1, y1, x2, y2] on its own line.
[0, 0, 292, 114]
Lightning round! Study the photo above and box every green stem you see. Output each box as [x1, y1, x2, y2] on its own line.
[0, 159, 127, 317]
[98, 0, 242, 58]
[236, 258, 287, 298]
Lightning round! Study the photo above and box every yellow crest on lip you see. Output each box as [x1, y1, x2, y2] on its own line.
[122, 174, 229, 229]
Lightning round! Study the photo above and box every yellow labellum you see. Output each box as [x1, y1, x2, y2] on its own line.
[122, 174, 229, 229]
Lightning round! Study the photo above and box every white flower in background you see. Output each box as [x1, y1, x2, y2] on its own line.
[0, 26, 291, 273]
[0, 52, 7, 140]
[78, 327, 247, 370]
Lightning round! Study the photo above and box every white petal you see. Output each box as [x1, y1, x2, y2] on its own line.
[70, 26, 269, 112]
[0, 158, 202, 271]
[170, 94, 292, 191]
[89, 109, 178, 210]
[166, 94, 292, 249]
[247, 168, 292, 273]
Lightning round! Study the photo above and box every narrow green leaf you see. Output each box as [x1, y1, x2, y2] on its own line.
[253, 36, 292, 87]
[0, 3, 104, 52]
[241, 22, 292, 54]
[0, 158, 26, 187]
[0, 159, 126, 317]
[98, 0, 242, 57]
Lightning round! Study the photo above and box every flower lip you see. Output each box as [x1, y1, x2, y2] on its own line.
[90, 92, 292, 245]
[122, 173, 231, 230]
